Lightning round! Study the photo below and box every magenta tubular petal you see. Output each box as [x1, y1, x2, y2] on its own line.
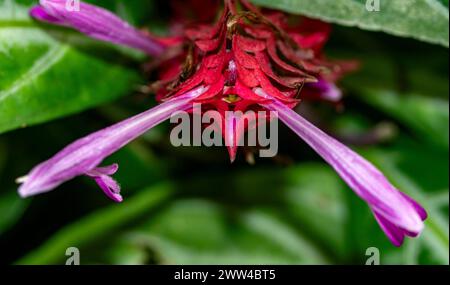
[86, 164, 122, 202]
[400, 192, 428, 220]
[373, 211, 405, 247]
[256, 88, 426, 245]
[18, 86, 207, 198]
[30, 6, 66, 25]
[30, 0, 166, 56]
[307, 79, 342, 102]
[86, 163, 119, 176]
[93, 175, 122, 203]
[85, 163, 122, 202]
[224, 112, 238, 162]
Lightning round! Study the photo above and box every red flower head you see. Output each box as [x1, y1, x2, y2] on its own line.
[153, 0, 356, 160]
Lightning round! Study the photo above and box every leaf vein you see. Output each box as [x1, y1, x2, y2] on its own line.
[0, 44, 68, 102]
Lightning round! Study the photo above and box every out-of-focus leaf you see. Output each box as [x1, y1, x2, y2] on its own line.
[106, 238, 148, 265]
[240, 209, 329, 263]
[0, 141, 29, 235]
[357, 89, 449, 149]
[251, 0, 449, 47]
[0, 139, 5, 172]
[119, 199, 329, 264]
[342, 51, 448, 148]
[340, 50, 448, 149]
[342, 50, 449, 99]
[402, 59, 449, 99]
[281, 164, 349, 260]
[0, 0, 142, 134]
[0, 191, 29, 235]
[438, 0, 449, 7]
[16, 183, 173, 265]
[0, 140, 29, 234]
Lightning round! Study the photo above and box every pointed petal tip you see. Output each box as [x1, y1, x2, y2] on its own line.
[17, 182, 40, 199]
[373, 208, 425, 247]
[107, 191, 123, 203]
[17, 176, 34, 198]
[395, 193, 427, 235]
[113, 194, 123, 203]
[409, 219, 425, 236]
[227, 146, 237, 163]
[400, 192, 428, 221]
[17, 187, 29, 199]
[17, 177, 50, 198]
[90, 170, 124, 203]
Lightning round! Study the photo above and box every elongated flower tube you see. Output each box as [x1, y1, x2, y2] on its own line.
[30, 0, 166, 56]
[256, 88, 427, 246]
[18, 87, 207, 202]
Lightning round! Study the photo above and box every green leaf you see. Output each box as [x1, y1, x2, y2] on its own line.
[240, 209, 330, 263]
[251, 0, 449, 47]
[0, 191, 29, 235]
[0, 0, 142, 135]
[281, 164, 349, 259]
[0, 141, 29, 235]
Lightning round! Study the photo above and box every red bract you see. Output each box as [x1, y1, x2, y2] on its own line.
[152, 0, 355, 160]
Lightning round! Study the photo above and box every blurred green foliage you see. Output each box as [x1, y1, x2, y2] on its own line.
[0, 0, 448, 265]
[251, 0, 450, 47]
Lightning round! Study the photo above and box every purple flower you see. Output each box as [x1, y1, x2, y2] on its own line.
[30, 0, 166, 56]
[18, 87, 207, 202]
[85, 164, 122, 202]
[308, 78, 343, 102]
[22, 0, 427, 246]
[256, 88, 427, 246]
